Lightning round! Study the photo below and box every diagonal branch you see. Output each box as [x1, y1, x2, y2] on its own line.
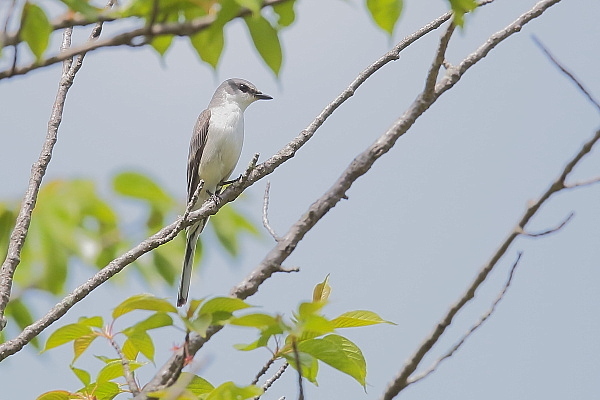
[257, 362, 288, 400]
[531, 36, 600, 113]
[406, 252, 523, 386]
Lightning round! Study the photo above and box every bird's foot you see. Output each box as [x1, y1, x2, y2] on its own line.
[207, 190, 221, 205]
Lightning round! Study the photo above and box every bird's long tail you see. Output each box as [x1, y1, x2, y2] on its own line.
[177, 218, 207, 307]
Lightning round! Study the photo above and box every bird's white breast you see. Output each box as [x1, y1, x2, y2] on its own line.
[198, 103, 244, 194]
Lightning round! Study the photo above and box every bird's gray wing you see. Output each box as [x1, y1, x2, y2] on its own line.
[187, 109, 211, 203]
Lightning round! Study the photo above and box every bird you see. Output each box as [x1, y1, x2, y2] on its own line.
[177, 78, 273, 307]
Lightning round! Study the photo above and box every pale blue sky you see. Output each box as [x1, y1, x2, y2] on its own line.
[1, 1, 599, 399]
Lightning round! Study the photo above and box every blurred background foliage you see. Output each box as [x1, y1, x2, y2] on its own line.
[0, 171, 259, 348]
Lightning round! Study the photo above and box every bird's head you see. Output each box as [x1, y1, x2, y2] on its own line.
[216, 78, 273, 110]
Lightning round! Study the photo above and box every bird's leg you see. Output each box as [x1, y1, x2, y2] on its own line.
[221, 174, 243, 186]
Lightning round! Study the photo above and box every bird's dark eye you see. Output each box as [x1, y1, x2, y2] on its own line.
[238, 84, 250, 93]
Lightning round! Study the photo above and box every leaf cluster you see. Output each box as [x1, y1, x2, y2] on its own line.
[3, 0, 476, 79]
[230, 276, 394, 387]
[38, 277, 393, 398]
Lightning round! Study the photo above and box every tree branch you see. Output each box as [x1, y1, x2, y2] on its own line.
[259, 363, 288, 399]
[107, 333, 140, 395]
[531, 35, 600, 114]
[380, 4, 600, 397]
[406, 252, 523, 387]
[518, 212, 574, 237]
[252, 356, 276, 385]
[262, 182, 281, 241]
[0, 0, 290, 80]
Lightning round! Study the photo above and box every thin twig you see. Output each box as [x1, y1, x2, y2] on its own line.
[2, 0, 17, 34]
[252, 356, 276, 385]
[423, 22, 455, 97]
[262, 182, 281, 241]
[565, 176, 600, 189]
[107, 334, 140, 395]
[164, 181, 204, 244]
[518, 212, 574, 237]
[254, 362, 289, 400]
[531, 35, 600, 114]
[407, 253, 523, 386]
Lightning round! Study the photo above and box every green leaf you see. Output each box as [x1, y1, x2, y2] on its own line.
[44, 323, 93, 351]
[122, 338, 139, 361]
[229, 313, 280, 328]
[448, 0, 477, 27]
[130, 312, 174, 332]
[186, 298, 205, 319]
[113, 172, 174, 211]
[190, 24, 225, 69]
[366, 0, 403, 35]
[80, 381, 121, 400]
[125, 330, 155, 361]
[5, 298, 40, 349]
[20, 2, 52, 61]
[112, 294, 177, 319]
[244, 15, 282, 76]
[153, 250, 177, 285]
[234, 0, 262, 14]
[199, 297, 252, 315]
[312, 275, 331, 303]
[205, 382, 263, 400]
[297, 334, 366, 387]
[296, 314, 334, 341]
[297, 301, 326, 319]
[78, 316, 104, 328]
[211, 204, 259, 257]
[146, 388, 197, 400]
[282, 351, 319, 385]
[180, 373, 215, 395]
[272, 0, 295, 28]
[185, 313, 212, 337]
[95, 355, 118, 364]
[234, 339, 263, 351]
[36, 390, 71, 400]
[151, 35, 174, 56]
[331, 310, 395, 328]
[73, 333, 98, 362]
[71, 366, 91, 386]
[97, 360, 144, 383]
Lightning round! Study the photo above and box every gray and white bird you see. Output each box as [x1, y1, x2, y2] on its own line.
[177, 78, 272, 307]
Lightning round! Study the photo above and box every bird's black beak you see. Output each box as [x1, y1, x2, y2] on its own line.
[255, 92, 273, 100]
